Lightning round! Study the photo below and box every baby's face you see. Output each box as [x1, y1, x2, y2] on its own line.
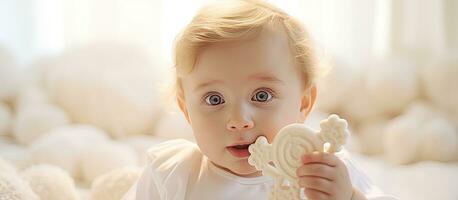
[179, 29, 315, 177]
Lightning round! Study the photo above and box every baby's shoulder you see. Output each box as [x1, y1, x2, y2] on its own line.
[129, 140, 203, 199]
[146, 139, 203, 172]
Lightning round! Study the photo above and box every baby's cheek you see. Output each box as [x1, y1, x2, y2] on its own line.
[256, 118, 287, 143]
[255, 109, 301, 142]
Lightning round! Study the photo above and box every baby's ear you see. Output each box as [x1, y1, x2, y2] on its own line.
[177, 96, 191, 124]
[299, 85, 317, 122]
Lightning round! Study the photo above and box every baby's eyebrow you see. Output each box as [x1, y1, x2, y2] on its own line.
[194, 79, 225, 91]
[248, 73, 284, 84]
[194, 73, 283, 91]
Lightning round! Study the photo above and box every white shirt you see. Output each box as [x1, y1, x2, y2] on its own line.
[123, 139, 397, 200]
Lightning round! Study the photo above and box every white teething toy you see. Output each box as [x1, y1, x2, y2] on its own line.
[248, 114, 349, 200]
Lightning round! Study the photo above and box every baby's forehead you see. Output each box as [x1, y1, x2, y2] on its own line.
[194, 30, 295, 73]
[201, 27, 292, 57]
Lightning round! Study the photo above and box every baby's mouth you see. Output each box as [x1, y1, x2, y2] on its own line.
[226, 142, 254, 158]
[232, 144, 251, 149]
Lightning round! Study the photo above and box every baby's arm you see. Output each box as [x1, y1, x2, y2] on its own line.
[352, 187, 369, 200]
[296, 151, 367, 200]
[122, 162, 164, 200]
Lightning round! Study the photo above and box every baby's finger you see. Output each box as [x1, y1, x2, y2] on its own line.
[302, 151, 340, 167]
[296, 163, 335, 181]
[303, 188, 329, 200]
[298, 176, 332, 195]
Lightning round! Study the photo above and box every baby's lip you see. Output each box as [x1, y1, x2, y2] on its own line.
[227, 140, 255, 147]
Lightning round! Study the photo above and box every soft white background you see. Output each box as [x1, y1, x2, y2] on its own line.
[3, 0, 457, 68]
[1, 0, 458, 200]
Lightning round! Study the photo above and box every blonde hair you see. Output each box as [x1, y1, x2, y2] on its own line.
[173, 0, 319, 101]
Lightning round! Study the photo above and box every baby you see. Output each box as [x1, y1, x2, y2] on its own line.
[124, 0, 397, 199]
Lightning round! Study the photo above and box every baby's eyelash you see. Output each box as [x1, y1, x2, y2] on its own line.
[202, 91, 218, 100]
[202, 92, 225, 106]
[251, 88, 277, 102]
[254, 88, 277, 97]
[264, 88, 276, 95]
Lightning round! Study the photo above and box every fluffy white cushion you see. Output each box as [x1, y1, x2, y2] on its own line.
[383, 114, 420, 164]
[21, 164, 79, 200]
[0, 102, 12, 136]
[153, 110, 194, 141]
[384, 102, 458, 164]
[339, 77, 385, 123]
[80, 141, 138, 184]
[121, 135, 167, 165]
[15, 85, 50, 108]
[421, 53, 458, 118]
[13, 103, 70, 144]
[0, 156, 17, 175]
[45, 42, 163, 138]
[317, 64, 385, 124]
[355, 118, 389, 155]
[366, 57, 418, 116]
[0, 173, 39, 200]
[0, 47, 20, 101]
[0, 139, 31, 170]
[420, 117, 457, 161]
[91, 167, 141, 200]
[30, 124, 109, 178]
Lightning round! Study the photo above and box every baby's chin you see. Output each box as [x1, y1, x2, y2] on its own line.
[227, 160, 262, 178]
[212, 159, 262, 178]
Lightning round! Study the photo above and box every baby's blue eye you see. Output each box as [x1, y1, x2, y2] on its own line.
[251, 90, 272, 102]
[205, 94, 225, 106]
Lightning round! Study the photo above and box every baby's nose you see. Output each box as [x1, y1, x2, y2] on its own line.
[226, 118, 254, 131]
[226, 103, 254, 131]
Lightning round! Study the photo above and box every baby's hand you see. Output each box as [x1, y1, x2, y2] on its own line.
[296, 151, 355, 200]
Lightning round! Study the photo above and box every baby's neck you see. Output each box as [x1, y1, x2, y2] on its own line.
[210, 161, 263, 178]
